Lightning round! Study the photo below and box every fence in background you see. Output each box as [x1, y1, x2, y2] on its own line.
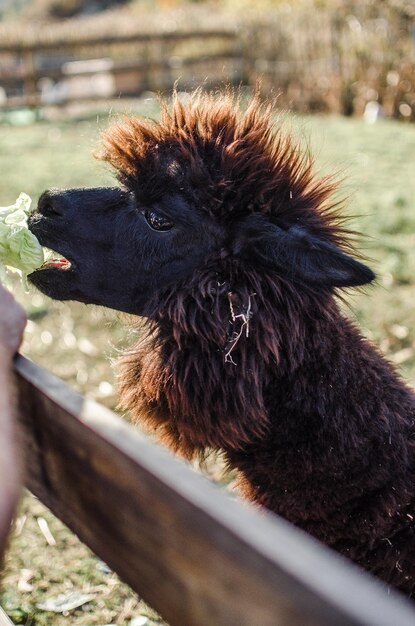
[11, 354, 415, 626]
[0, 28, 242, 109]
[1, 4, 415, 119]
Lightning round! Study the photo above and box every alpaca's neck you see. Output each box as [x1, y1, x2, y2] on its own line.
[227, 308, 415, 547]
[119, 289, 415, 539]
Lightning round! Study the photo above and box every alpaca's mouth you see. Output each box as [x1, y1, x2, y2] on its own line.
[28, 219, 76, 274]
[28, 246, 81, 302]
[41, 250, 73, 271]
[26, 215, 84, 302]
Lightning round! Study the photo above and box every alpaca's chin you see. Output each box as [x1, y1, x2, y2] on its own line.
[28, 266, 83, 302]
[28, 266, 144, 315]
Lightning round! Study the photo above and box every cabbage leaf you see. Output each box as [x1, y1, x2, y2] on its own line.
[0, 193, 44, 287]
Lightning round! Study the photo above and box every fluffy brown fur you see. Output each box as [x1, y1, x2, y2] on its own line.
[40, 91, 415, 596]
[99, 91, 415, 595]
[101, 91, 349, 246]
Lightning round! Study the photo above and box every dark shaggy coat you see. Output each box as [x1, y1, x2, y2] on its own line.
[33, 91, 415, 596]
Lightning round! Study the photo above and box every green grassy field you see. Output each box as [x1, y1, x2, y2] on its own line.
[0, 103, 414, 625]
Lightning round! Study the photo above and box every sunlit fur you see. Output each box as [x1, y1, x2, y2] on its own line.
[97, 91, 415, 595]
[100, 90, 349, 247]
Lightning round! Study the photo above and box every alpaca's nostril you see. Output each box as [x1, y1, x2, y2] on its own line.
[44, 202, 62, 217]
[38, 191, 65, 217]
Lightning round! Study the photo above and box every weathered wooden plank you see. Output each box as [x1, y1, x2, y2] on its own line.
[0, 75, 242, 111]
[13, 355, 415, 626]
[0, 51, 239, 85]
[0, 29, 237, 53]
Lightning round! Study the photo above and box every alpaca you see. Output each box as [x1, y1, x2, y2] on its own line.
[28, 91, 415, 596]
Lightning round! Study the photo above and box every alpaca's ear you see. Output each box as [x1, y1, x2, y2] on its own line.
[241, 219, 375, 288]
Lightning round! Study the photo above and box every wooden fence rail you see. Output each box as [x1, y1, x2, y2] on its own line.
[0, 29, 242, 109]
[12, 354, 415, 626]
[1, 6, 415, 118]
[0, 29, 238, 53]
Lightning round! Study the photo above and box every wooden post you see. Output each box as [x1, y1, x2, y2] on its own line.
[22, 49, 37, 107]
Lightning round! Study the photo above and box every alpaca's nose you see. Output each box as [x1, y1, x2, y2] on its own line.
[37, 189, 66, 217]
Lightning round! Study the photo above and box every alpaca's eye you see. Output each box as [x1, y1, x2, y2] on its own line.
[144, 210, 173, 232]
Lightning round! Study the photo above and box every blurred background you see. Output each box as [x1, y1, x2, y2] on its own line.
[0, 0, 415, 624]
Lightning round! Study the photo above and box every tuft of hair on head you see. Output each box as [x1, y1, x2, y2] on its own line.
[97, 87, 372, 285]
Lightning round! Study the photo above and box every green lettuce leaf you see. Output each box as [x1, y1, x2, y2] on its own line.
[0, 193, 45, 286]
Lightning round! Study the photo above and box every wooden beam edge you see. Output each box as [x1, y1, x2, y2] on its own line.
[13, 354, 415, 626]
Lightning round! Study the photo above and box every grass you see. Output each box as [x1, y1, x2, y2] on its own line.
[0, 101, 414, 624]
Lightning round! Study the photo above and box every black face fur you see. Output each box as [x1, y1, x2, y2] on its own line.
[28, 186, 223, 314]
[28, 93, 374, 316]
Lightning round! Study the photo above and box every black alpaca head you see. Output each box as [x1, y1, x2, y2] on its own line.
[28, 91, 374, 316]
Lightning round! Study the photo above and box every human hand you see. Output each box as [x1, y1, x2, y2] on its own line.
[0, 283, 26, 357]
[0, 283, 24, 559]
